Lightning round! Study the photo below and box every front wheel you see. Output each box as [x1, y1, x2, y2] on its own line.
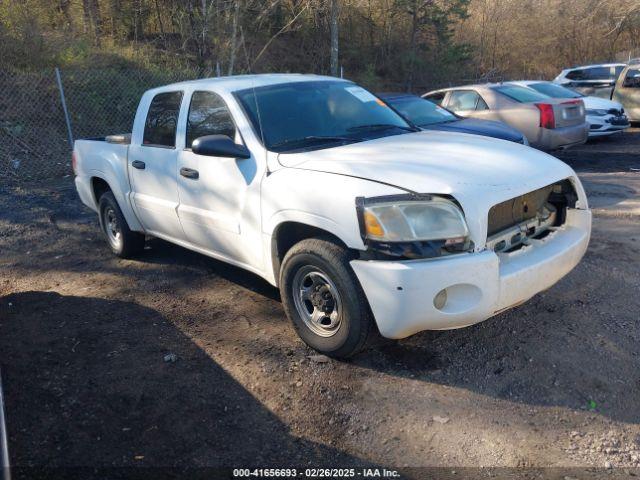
[279, 238, 377, 358]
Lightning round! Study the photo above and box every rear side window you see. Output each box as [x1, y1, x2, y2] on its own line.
[587, 67, 615, 80]
[186, 91, 236, 148]
[493, 85, 549, 103]
[448, 90, 486, 111]
[568, 67, 614, 81]
[143, 91, 183, 147]
[623, 69, 640, 88]
[476, 96, 489, 110]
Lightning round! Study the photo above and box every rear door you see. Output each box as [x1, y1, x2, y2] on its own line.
[128, 90, 187, 241]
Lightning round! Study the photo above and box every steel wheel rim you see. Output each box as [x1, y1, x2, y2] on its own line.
[292, 266, 343, 338]
[104, 207, 122, 249]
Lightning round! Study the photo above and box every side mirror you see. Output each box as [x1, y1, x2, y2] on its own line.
[192, 135, 251, 159]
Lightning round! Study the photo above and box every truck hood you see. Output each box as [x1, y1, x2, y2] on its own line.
[278, 130, 580, 243]
[279, 130, 574, 197]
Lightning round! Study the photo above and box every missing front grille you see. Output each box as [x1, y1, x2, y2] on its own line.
[487, 180, 576, 238]
[486, 179, 578, 252]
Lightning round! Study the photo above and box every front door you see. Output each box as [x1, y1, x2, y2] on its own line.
[176, 90, 262, 268]
[128, 90, 186, 241]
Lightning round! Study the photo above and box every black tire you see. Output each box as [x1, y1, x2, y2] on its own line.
[98, 191, 145, 258]
[279, 237, 377, 358]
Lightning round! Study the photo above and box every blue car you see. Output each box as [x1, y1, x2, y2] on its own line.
[378, 93, 528, 145]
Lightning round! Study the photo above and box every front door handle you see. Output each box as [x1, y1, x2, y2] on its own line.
[180, 167, 199, 180]
[131, 160, 146, 170]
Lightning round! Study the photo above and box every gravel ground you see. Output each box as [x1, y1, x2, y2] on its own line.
[1, 129, 640, 478]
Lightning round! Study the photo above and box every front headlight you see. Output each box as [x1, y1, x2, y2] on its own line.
[586, 108, 609, 116]
[357, 195, 472, 259]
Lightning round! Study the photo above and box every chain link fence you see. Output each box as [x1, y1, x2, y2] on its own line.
[0, 61, 614, 184]
[1, 66, 509, 184]
[0, 67, 197, 183]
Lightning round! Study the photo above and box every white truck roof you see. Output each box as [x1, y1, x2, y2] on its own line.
[148, 73, 345, 95]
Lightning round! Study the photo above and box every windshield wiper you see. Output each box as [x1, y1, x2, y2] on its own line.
[271, 135, 355, 150]
[421, 119, 457, 126]
[347, 123, 417, 133]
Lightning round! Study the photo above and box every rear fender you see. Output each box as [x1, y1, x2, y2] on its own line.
[89, 168, 144, 233]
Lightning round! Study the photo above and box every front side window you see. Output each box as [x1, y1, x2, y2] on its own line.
[493, 85, 550, 103]
[386, 96, 457, 126]
[448, 90, 484, 111]
[143, 91, 183, 147]
[235, 81, 413, 152]
[186, 91, 237, 148]
[623, 69, 640, 88]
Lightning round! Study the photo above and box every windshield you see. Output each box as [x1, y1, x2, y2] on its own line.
[493, 85, 551, 103]
[385, 96, 457, 126]
[234, 81, 413, 152]
[527, 82, 584, 99]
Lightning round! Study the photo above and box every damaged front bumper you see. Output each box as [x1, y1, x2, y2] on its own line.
[351, 208, 591, 339]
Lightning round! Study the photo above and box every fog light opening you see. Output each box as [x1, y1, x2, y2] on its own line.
[433, 289, 448, 310]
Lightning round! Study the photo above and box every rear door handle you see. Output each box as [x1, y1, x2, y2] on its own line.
[131, 160, 145, 169]
[180, 167, 199, 180]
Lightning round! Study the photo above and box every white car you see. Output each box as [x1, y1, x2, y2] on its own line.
[510, 81, 630, 138]
[73, 74, 592, 357]
[553, 63, 627, 98]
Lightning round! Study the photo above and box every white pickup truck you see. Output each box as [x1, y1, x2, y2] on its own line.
[73, 74, 592, 358]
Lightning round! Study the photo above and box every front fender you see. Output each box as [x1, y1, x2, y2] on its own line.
[265, 210, 361, 250]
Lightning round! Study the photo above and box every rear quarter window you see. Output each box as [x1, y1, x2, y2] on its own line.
[143, 91, 183, 147]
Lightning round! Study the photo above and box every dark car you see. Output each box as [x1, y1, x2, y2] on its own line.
[378, 93, 528, 145]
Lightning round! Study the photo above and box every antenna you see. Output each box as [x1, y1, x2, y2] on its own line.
[244, 43, 267, 169]
[240, 25, 269, 152]
[252, 80, 266, 148]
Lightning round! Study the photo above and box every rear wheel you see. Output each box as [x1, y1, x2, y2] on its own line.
[98, 191, 145, 258]
[280, 238, 376, 358]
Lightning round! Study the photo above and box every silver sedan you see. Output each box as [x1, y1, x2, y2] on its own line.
[423, 83, 589, 150]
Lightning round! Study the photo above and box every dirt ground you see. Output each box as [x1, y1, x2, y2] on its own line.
[1, 129, 640, 478]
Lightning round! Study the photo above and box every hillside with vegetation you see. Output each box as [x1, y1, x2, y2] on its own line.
[1, 0, 639, 90]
